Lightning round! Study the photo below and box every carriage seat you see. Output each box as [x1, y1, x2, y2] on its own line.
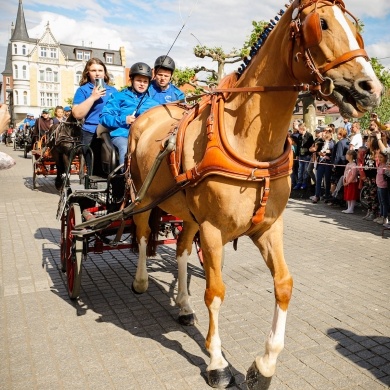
[96, 124, 119, 175]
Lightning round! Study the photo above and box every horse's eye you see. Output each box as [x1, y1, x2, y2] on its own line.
[320, 19, 329, 30]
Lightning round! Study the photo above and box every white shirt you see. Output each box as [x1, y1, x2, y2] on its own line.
[350, 133, 362, 150]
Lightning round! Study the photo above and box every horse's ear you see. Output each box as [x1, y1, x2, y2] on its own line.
[302, 11, 322, 48]
[66, 112, 78, 123]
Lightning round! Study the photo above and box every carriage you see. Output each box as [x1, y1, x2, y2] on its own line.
[55, 1, 383, 388]
[57, 125, 203, 299]
[13, 130, 28, 152]
[31, 129, 83, 189]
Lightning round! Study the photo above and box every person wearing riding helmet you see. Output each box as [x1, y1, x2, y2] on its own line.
[99, 62, 159, 167]
[148, 55, 185, 104]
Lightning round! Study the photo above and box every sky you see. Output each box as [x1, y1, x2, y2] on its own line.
[1, 0, 390, 80]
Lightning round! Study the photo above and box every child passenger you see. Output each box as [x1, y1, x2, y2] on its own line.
[342, 150, 359, 214]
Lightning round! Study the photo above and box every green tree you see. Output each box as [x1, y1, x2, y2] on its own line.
[359, 57, 390, 129]
[193, 20, 268, 83]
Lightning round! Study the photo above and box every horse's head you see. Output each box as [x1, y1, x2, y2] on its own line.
[290, 0, 383, 118]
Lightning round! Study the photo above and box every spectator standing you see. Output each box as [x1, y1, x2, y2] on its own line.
[307, 128, 323, 187]
[373, 152, 389, 225]
[311, 128, 334, 203]
[360, 137, 380, 220]
[290, 135, 299, 189]
[349, 122, 363, 150]
[343, 117, 352, 137]
[342, 150, 359, 213]
[293, 122, 314, 190]
[72, 58, 117, 170]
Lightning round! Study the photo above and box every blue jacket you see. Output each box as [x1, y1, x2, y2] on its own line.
[99, 88, 159, 138]
[148, 80, 185, 104]
[73, 82, 117, 133]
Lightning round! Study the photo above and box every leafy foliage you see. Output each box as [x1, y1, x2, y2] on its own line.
[359, 58, 390, 129]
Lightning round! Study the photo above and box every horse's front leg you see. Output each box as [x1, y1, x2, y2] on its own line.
[200, 222, 234, 389]
[175, 221, 199, 326]
[132, 211, 151, 293]
[246, 217, 293, 390]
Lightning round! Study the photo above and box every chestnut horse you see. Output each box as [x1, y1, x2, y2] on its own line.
[129, 1, 382, 388]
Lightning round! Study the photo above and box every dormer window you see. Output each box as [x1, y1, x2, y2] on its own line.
[106, 54, 113, 64]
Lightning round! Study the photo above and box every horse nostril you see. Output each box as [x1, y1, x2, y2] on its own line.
[359, 80, 372, 92]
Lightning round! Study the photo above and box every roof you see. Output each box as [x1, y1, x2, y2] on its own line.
[11, 0, 29, 41]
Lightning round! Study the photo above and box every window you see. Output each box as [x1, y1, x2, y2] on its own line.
[54, 93, 59, 106]
[15, 91, 19, 105]
[14, 65, 18, 79]
[40, 46, 47, 57]
[106, 54, 113, 64]
[76, 50, 83, 60]
[6, 77, 10, 85]
[54, 71, 58, 83]
[46, 68, 53, 82]
[39, 70, 45, 81]
[22, 65, 27, 79]
[84, 52, 90, 61]
[46, 93, 53, 107]
[23, 91, 28, 105]
[13, 44, 17, 55]
[40, 92, 45, 107]
[22, 45, 26, 55]
[50, 48, 57, 58]
[76, 71, 82, 84]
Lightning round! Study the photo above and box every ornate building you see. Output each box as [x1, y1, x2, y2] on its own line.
[1, 0, 126, 125]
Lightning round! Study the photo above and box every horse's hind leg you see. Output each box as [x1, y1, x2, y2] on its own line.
[246, 217, 293, 390]
[175, 220, 199, 326]
[132, 211, 152, 293]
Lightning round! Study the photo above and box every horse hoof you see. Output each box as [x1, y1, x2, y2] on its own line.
[207, 366, 235, 389]
[178, 313, 195, 326]
[246, 361, 272, 390]
[131, 282, 147, 294]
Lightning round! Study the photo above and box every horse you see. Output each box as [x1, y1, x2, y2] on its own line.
[127, 1, 382, 388]
[46, 115, 84, 190]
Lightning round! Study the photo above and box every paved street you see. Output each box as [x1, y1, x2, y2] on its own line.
[0, 143, 389, 390]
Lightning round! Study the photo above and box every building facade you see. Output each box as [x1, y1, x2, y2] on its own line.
[2, 0, 126, 125]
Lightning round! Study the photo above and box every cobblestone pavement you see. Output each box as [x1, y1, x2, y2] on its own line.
[1, 143, 389, 390]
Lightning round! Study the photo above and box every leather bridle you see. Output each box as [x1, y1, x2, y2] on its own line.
[290, 0, 369, 92]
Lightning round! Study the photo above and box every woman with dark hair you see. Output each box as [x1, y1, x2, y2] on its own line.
[72, 58, 117, 170]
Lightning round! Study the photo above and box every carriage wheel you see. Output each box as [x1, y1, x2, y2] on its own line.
[65, 204, 83, 299]
[24, 144, 28, 158]
[60, 214, 67, 273]
[32, 158, 37, 189]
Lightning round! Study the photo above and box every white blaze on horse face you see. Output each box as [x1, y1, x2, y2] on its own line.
[255, 304, 287, 377]
[332, 7, 377, 80]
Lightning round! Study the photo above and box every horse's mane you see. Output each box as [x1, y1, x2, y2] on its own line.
[237, 6, 286, 78]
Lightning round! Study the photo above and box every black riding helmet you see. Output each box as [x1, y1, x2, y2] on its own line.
[154, 55, 175, 73]
[129, 62, 153, 80]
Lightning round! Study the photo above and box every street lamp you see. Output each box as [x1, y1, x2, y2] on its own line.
[6, 88, 14, 128]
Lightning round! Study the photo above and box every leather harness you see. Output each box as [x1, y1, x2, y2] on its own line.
[168, 73, 293, 226]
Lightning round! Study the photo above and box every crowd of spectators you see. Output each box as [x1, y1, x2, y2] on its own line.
[290, 117, 390, 228]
